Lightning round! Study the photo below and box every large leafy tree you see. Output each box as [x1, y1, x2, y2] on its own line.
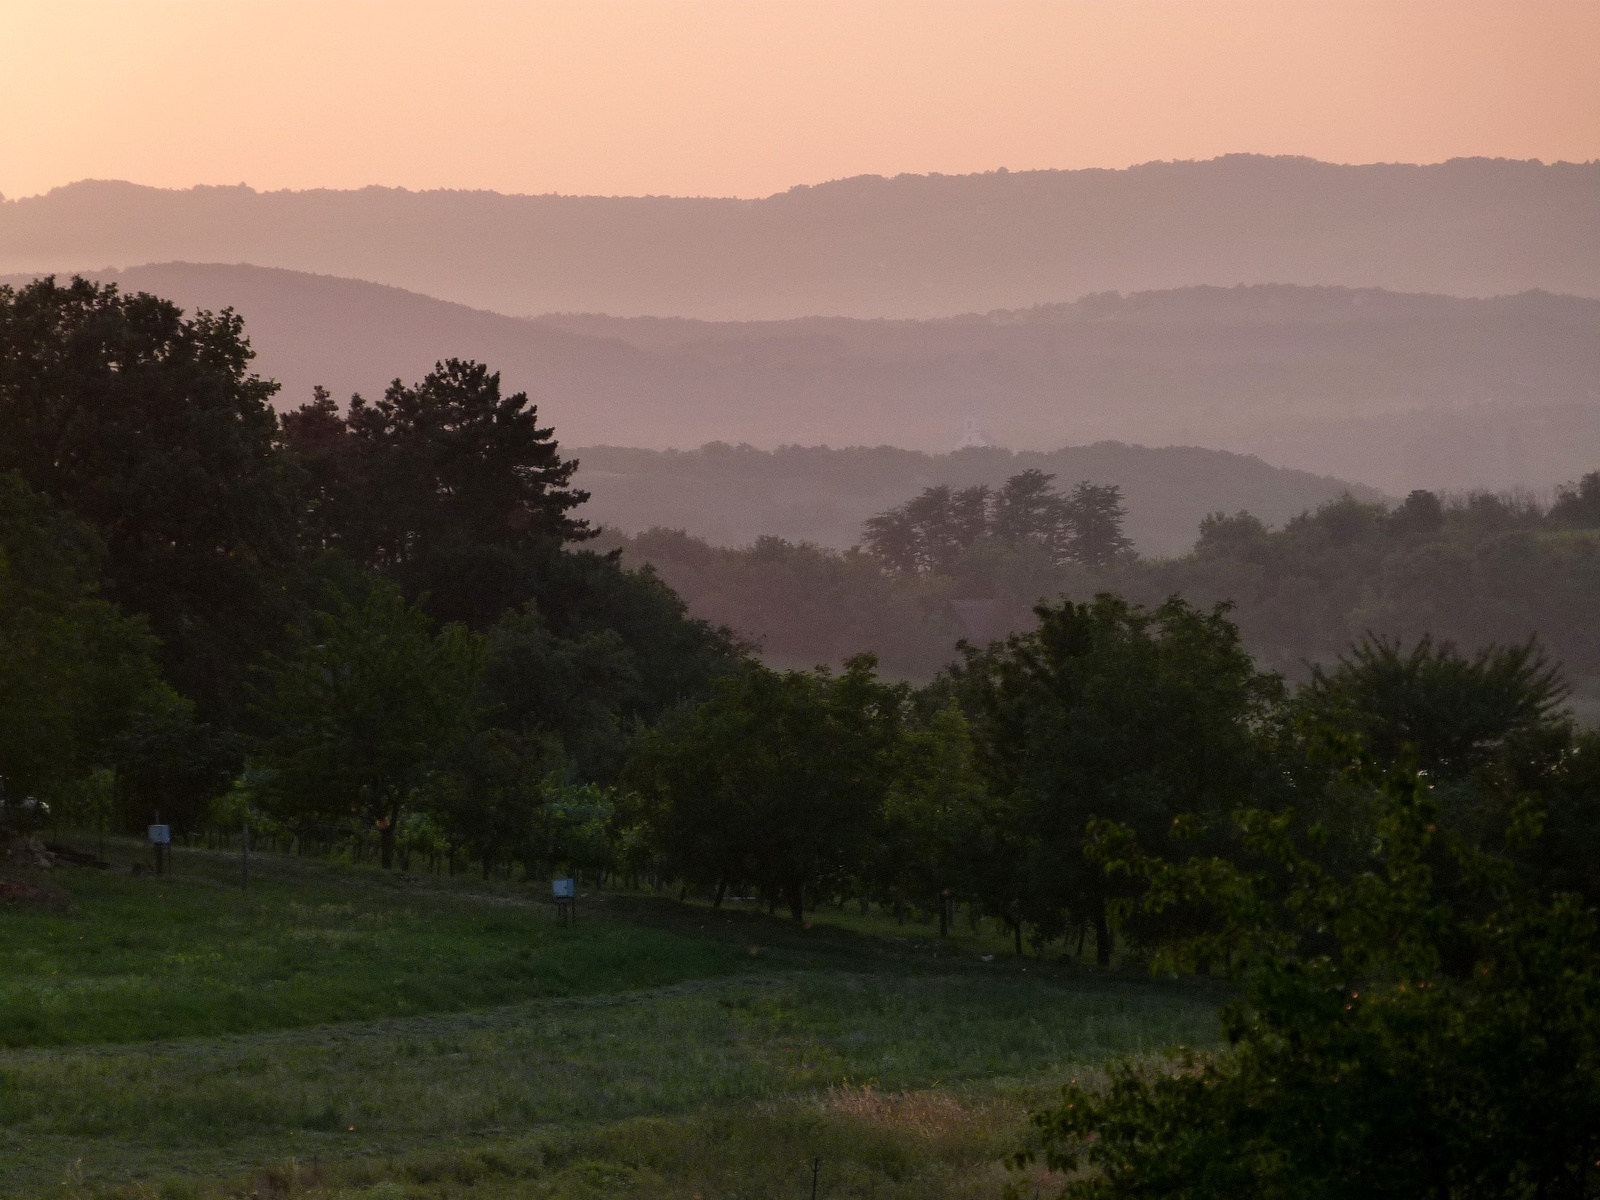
[991, 468, 1070, 558]
[1026, 766, 1600, 1200]
[873, 700, 992, 929]
[1064, 481, 1133, 567]
[0, 473, 167, 811]
[0, 276, 301, 722]
[863, 484, 992, 575]
[955, 594, 1283, 962]
[628, 655, 903, 919]
[283, 360, 591, 627]
[255, 581, 486, 868]
[1297, 635, 1568, 780]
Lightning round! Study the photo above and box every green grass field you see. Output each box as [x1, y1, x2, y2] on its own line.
[0, 840, 1223, 1199]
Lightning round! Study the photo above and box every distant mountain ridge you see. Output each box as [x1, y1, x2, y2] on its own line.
[3, 155, 1596, 319]
[4, 262, 1595, 495]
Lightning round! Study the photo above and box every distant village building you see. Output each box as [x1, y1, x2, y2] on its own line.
[957, 415, 993, 450]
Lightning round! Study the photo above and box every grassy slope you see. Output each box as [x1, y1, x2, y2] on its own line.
[1, 842, 1221, 1199]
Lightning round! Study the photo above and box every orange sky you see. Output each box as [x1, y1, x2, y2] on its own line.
[2, 0, 1596, 201]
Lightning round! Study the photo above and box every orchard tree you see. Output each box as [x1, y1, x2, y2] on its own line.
[628, 655, 903, 919]
[955, 594, 1283, 962]
[874, 701, 992, 932]
[255, 581, 485, 868]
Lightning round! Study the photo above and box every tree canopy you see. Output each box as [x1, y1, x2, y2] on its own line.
[0, 276, 300, 721]
[0, 473, 166, 810]
[282, 360, 591, 627]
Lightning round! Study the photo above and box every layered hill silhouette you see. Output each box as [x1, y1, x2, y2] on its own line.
[6, 261, 1594, 497]
[576, 443, 1380, 559]
[3, 156, 1597, 319]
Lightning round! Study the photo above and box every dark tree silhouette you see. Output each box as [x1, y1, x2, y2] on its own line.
[283, 359, 592, 626]
[1065, 481, 1133, 566]
[990, 468, 1069, 557]
[0, 276, 300, 721]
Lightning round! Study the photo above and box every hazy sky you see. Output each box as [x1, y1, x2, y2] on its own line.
[2, 0, 1596, 201]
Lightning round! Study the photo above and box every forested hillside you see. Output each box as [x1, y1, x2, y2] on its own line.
[5, 156, 1597, 317]
[612, 479, 1600, 695]
[576, 442, 1379, 558]
[5, 262, 1596, 491]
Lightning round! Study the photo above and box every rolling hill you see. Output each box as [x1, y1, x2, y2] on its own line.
[4, 155, 1597, 319]
[576, 442, 1379, 559]
[5, 261, 1594, 496]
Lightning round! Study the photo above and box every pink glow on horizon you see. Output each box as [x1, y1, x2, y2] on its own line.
[1, 0, 1596, 201]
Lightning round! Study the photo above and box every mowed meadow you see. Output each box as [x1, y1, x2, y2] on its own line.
[0, 841, 1220, 1200]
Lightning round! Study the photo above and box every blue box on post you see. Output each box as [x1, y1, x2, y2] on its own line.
[552, 877, 576, 925]
[148, 825, 170, 844]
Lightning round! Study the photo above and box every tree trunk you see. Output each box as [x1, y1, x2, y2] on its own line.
[1013, 919, 1023, 956]
[788, 881, 805, 923]
[1094, 905, 1114, 967]
[380, 802, 399, 870]
[712, 880, 726, 909]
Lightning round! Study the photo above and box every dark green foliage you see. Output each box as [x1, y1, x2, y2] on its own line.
[255, 582, 486, 867]
[481, 606, 639, 780]
[282, 360, 591, 628]
[1551, 470, 1600, 528]
[479, 550, 744, 782]
[0, 473, 167, 810]
[1297, 635, 1568, 779]
[1391, 487, 1446, 537]
[955, 595, 1283, 962]
[874, 701, 993, 924]
[628, 655, 904, 918]
[1144, 488, 1600, 679]
[110, 685, 238, 835]
[1024, 769, 1600, 1199]
[0, 276, 301, 721]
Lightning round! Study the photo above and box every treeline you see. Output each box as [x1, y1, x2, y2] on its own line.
[613, 476, 1600, 683]
[863, 469, 1132, 572]
[9, 277, 1600, 1188]
[0, 276, 739, 852]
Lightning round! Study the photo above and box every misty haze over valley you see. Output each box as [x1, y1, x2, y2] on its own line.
[6, 156, 1596, 503]
[9, 6, 1600, 1194]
